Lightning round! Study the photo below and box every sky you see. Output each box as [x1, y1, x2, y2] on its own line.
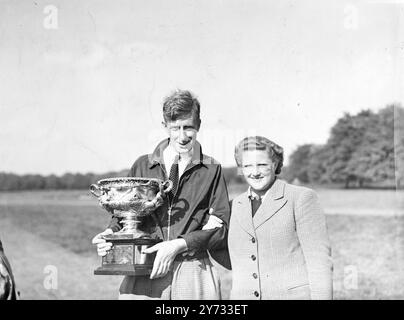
[0, 0, 403, 175]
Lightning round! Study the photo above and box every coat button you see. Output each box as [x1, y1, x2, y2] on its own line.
[254, 291, 260, 297]
[251, 237, 256, 243]
[252, 273, 258, 279]
[251, 255, 256, 261]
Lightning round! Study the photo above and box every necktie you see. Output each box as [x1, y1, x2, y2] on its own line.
[251, 197, 262, 218]
[168, 155, 179, 202]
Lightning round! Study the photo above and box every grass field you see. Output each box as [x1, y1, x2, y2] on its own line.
[0, 187, 403, 299]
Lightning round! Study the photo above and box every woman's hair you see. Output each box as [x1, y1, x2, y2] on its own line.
[162, 89, 201, 129]
[234, 136, 284, 174]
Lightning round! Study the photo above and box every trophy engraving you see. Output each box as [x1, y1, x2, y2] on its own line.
[90, 177, 172, 275]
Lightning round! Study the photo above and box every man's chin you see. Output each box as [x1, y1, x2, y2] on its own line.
[175, 147, 191, 154]
[175, 144, 192, 153]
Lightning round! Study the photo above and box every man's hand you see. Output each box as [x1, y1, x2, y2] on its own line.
[92, 228, 113, 257]
[142, 239, 187, 279]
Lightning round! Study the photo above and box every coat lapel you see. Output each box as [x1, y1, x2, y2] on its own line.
[253, 179, 287, 230]
[234, 192, 256, 237]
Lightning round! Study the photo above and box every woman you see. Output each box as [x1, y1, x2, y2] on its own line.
[228, 136, 333, 300]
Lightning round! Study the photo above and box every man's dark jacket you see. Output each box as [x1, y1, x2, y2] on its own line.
[108, 139, 231, 256]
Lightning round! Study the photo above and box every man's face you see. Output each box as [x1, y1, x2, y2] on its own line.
[241, 150, 277, 193]
[164, 116, 199, 154]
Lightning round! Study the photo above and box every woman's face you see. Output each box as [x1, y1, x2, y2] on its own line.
[241, 149, 277, 193]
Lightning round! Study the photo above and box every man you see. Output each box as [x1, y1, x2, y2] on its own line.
[228, 136, 332, 300]
[93, 89, 230, 299]
[0, 238, 18, 300]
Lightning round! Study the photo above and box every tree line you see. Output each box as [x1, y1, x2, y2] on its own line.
[0, 168, 243, 191]
[0, 170, 128, 191]
[1, 103, 402, 191]
[283, 104, 404, 188]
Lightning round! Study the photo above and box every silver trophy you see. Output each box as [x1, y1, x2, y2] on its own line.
[90, 177, 172, 275]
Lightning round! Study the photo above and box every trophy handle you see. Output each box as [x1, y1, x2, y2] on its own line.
[161, 180, 173, 194]
[90, 184, 104, 197]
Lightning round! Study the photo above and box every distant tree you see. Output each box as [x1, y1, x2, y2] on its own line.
[278, 165, 293, 183]
[351, 106, 395, 186]
[222, 167, 244, 185]
[18, 174, 46, 190]
[287, 144, 314, 183]
[324, 110, 378, 187]
[394, 104, 404, 188]
[287, 104, 402, 188]
[73, 173, 94, 189]
[44, 174, 61, 189]
[0, 173, 20, 191]
[307, 145, 331, 184]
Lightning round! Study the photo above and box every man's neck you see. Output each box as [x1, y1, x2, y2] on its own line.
[166, 144, 193, 160]
[164, 143, 194, 178]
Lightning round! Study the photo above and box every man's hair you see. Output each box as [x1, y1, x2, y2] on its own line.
[234, 136, 284, 174]
[162, 89, 201, 129]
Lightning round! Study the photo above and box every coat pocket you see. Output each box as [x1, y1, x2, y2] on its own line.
[286, 283, 311, 300]
[287, 283, 309, 290]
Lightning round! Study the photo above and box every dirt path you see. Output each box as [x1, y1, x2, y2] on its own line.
[0, 218, 122, 299]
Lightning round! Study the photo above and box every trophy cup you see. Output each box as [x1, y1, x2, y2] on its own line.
[90, 177, 172, 276]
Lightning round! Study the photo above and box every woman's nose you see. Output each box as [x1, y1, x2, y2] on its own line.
[250, 166, 260, 176]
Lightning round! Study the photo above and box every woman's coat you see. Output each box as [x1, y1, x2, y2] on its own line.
[228, 179, 333, 300]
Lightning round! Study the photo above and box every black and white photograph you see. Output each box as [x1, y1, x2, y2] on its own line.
[0, 0, 403, 302]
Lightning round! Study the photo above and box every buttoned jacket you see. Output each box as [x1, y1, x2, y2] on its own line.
[228, 179, 333, 300]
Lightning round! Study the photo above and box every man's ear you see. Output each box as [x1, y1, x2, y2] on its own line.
[162, 121, 170, 135]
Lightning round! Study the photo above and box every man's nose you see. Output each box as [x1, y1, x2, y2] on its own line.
[178, 127, 188, 140]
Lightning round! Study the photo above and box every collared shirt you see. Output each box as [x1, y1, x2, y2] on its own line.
[247, 186, 269, 202]
[163, 144, 194, 178]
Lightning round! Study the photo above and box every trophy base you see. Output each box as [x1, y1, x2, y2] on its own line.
[94, 237, 162, 276]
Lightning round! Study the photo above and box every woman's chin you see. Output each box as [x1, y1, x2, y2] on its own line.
[248, 183, 265, 191]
